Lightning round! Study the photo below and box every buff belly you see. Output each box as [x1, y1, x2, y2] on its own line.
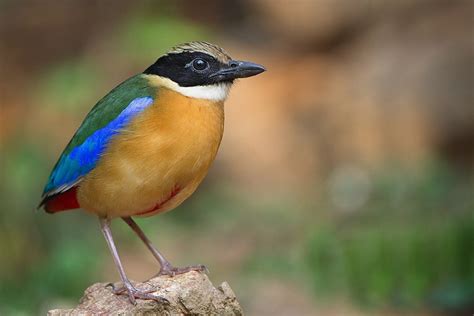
[76, 88, 224, 218]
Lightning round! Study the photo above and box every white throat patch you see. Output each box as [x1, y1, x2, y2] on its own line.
[173, 82, 231, 101]
[144, 75, 232, 101]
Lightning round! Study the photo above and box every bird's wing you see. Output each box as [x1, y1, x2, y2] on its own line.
[40, 74, 156, 205]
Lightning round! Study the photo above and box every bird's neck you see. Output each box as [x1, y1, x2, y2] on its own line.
[143, 74, 231, 101]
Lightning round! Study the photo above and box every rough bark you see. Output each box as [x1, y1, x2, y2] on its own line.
[47, 271, 243, 315]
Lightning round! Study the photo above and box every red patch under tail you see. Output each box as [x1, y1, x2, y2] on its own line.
[44, 187, 80, 213]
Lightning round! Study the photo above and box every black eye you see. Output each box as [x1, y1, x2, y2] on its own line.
[192, 58, 209, 71]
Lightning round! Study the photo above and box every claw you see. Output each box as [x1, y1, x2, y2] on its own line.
[106, 282, 126, 295]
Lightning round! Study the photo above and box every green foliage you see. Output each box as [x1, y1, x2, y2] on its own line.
[0, 139, 101, 313]
[36, 61, 102, 113]
[306, 218, 474, 309]
[305, 166, 474, 311]
[119, 15, 210, 63]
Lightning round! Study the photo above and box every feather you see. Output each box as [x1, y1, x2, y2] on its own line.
[39, 75, 157, 209]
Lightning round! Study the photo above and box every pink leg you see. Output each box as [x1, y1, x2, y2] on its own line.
[122, 217, 208, 277]
[100, 217, 168, 304]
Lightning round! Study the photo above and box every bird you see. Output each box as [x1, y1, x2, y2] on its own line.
[38, 41, 265, 304]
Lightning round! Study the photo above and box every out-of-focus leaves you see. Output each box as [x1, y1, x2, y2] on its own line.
[36, 61, 102, 113]
[119, 15, 210, 63]
[306, 173, 474, 311]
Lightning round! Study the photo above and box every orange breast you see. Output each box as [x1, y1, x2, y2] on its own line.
[76, 87, 225, 218]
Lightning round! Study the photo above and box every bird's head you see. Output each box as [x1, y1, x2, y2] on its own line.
[143, 41, 266, 101]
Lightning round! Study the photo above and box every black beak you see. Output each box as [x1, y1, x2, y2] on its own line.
[210, 60, 266, 81]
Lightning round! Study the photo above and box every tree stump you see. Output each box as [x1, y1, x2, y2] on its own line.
[47, 271, 243, 315]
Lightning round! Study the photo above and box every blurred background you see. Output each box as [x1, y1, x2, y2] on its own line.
[1, 0, 473, 315]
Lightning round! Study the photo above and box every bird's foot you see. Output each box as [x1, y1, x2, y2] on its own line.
[107, 281, 169, 305]
[157, 263, 209, 277]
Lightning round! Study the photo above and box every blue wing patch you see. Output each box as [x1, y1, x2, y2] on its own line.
[44, 96, 154, 195]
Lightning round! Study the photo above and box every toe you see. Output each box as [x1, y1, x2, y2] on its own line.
[157, 264, 208, 277]
[106, 283, 126, 295]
